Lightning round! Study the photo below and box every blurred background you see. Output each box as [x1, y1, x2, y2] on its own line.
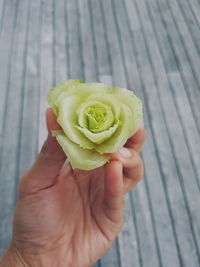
[0, 0, 200, 266]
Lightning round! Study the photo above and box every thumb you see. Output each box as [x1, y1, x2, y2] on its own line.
[19, 109, 66, 194]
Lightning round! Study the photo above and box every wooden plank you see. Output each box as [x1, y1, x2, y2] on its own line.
[188, 0, 200, 27]
[89, 0, 112, 76]
[0, 0, 5, 35]
[66, 0, 83, 78]
[0, 0, 19, 135]
[18, 0, 42, 177]
[77, 0, 97, 81]
[54, 0, 68, 84]
[0, 0, 31, 256]
[100, 0, 126, 88]
[38, 0, 54, 151]
[109, 0, 143, 91]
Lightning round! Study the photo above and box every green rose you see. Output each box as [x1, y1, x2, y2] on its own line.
[47, 79, 143, 170]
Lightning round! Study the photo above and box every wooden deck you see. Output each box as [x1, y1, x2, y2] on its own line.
[0, 0, 200, 266]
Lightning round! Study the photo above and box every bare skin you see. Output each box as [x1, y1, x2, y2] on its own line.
[0, 109, 146, 267]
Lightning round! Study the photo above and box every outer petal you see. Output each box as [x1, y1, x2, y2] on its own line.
[54, 83, 110, 110]
[113, 87, 143, 134]
[96, 104, 133, 154]
[76, 122, 119, 144]
[57, 96, 95, 149]
[53, 131, 109, 170]
[47, 79, 83, 113]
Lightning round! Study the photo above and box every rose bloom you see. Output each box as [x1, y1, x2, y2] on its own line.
[47, 79, 143, 170]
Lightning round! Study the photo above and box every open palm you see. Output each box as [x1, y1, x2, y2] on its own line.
[10, 109, 146, 267]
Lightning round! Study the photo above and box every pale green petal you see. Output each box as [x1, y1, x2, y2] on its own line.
[96, 104, 133, 154]
[113, 87, 143, 134]
[54, 83, 110, 109]
[47, 79, 83, 113]
[57, 96, 95, 149]
[87, 93, 121, 118]
[76, 122, 119, 144]
[52, 130, 65, 136]
[54, 132, 109, 170]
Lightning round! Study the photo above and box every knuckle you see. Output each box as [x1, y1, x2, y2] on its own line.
[131, 151, 142, 169]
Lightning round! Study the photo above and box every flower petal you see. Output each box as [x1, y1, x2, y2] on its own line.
[47, 79, 83, 114]
[96, 104, 133, 154]
[53, 131, 109, 170]
[57, 96, 95, 149]
[54, 83, 110, 111]
[113, 87, 143, 134]
[76, 122, 119, 144]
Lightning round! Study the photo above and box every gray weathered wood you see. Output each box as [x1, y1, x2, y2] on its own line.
[187, 0, 200, 27]
[66, 0, 83, 78]
[166, 0, 200, 85]
[0, 0, 5, 36]
[78, 0, 97, 81]
[18, 0, 42, 177]
[150, 0, 200, 133]
[175, 0, 200, 55]
[141, 0, 200, 181]
[54, 0, 68, 84]
[89, 0, 112, 76]
[38, 0, 54, 151]
[0, 0, 19, 135]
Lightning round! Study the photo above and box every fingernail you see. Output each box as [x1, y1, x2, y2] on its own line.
[119, 147, 132, 158]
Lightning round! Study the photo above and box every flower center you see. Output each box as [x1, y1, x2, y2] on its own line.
[84, 104, 114, 133]
[86, 105, 106, 129]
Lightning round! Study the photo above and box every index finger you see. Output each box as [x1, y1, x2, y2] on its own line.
[125, 127, 147, 152]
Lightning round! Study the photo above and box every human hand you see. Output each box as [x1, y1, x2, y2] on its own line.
[0, 109, 146, 267]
